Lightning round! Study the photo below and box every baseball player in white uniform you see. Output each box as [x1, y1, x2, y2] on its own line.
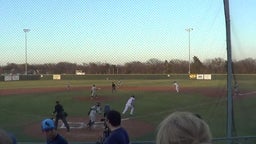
[87, 102, 101, 128]
[122, 95, 135, 115]
[66, 81, 71, 90]
[91, 84, 98, 99]
[173, 81, 179, 93]
[234, 82, 240, 96]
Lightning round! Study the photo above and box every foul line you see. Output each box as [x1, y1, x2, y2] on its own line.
[238, 91, 256, 96]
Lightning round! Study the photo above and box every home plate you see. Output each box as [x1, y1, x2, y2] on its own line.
[59, 121, 105, 129]
[58, 118, 130, 129]
[122, 118, 130, 121]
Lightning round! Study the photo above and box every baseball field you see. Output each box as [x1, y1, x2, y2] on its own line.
[1, 78, 256, 143]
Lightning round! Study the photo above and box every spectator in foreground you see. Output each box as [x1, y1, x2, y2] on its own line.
[156, 111, 212, 144]
[103, 110, 130, 144]
[41, 118, 68, 144]
[103, 104, 111, 118]
[0, 129, 16, 144]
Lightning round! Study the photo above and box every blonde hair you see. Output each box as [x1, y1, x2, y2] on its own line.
[156, 111, 212, 144]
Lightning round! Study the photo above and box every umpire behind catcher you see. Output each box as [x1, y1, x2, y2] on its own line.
[52, 101, 70, 132]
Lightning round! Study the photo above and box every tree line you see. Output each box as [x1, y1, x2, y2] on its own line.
[1, 57, 256, 75]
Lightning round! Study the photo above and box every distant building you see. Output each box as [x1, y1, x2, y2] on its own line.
[75, 70, 85, 75]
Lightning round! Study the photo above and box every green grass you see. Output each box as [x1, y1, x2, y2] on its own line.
[0, 79, 227, 89]
[1, 79, 256, 142]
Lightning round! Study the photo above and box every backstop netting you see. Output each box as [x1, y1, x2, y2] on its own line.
[1, 0, 256, 143]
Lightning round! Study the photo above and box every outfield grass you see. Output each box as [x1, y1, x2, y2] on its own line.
[0, 79, 227, 89]
[1, 79, 256, 143]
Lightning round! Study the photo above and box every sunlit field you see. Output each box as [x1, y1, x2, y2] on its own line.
[1, 78, 256, 143]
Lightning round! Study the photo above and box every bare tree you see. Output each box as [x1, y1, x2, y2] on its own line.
[1, 57, 256, 75]
[204, 58, 226, 73]
[191, 56, 204, 73]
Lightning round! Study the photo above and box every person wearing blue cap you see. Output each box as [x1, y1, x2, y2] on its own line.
[41, 118, 68, 144]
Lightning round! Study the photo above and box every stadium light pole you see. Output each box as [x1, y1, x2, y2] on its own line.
[23, 29, 30, 75]
[185, 28, 193, 75]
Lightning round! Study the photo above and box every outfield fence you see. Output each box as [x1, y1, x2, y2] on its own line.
[2, 74, 256, 81]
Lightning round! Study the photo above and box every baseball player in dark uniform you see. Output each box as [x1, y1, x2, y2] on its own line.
[52, 101, 70, 132]
[111, 82, 116, 93]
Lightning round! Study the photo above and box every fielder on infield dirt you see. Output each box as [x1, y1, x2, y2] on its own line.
[122, 95, 135, 115]
[233, 82, 240, 96]
[173, 81, 180, 93]
[111, 82, 116, 93]
[91, 84, 100, 99]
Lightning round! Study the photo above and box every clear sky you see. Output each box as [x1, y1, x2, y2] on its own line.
[1, 0, 255, 65]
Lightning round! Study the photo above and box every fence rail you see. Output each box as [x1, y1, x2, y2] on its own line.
[17, 136, 256, 144]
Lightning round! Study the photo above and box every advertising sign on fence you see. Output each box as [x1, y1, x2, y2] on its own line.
[203, 74, 212, 80]
[4, 75, 20, 81]
[197, 74, 204, 80]
[53, 74, 61, 80]
[196, 74, 212, 80]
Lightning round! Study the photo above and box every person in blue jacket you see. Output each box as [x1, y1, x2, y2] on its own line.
[41, 118, 68, 144]
[103, 110, 130, 144]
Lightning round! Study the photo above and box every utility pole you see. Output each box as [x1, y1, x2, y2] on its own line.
[185, 28, 193, 75]
[23, 29, 30, 75]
